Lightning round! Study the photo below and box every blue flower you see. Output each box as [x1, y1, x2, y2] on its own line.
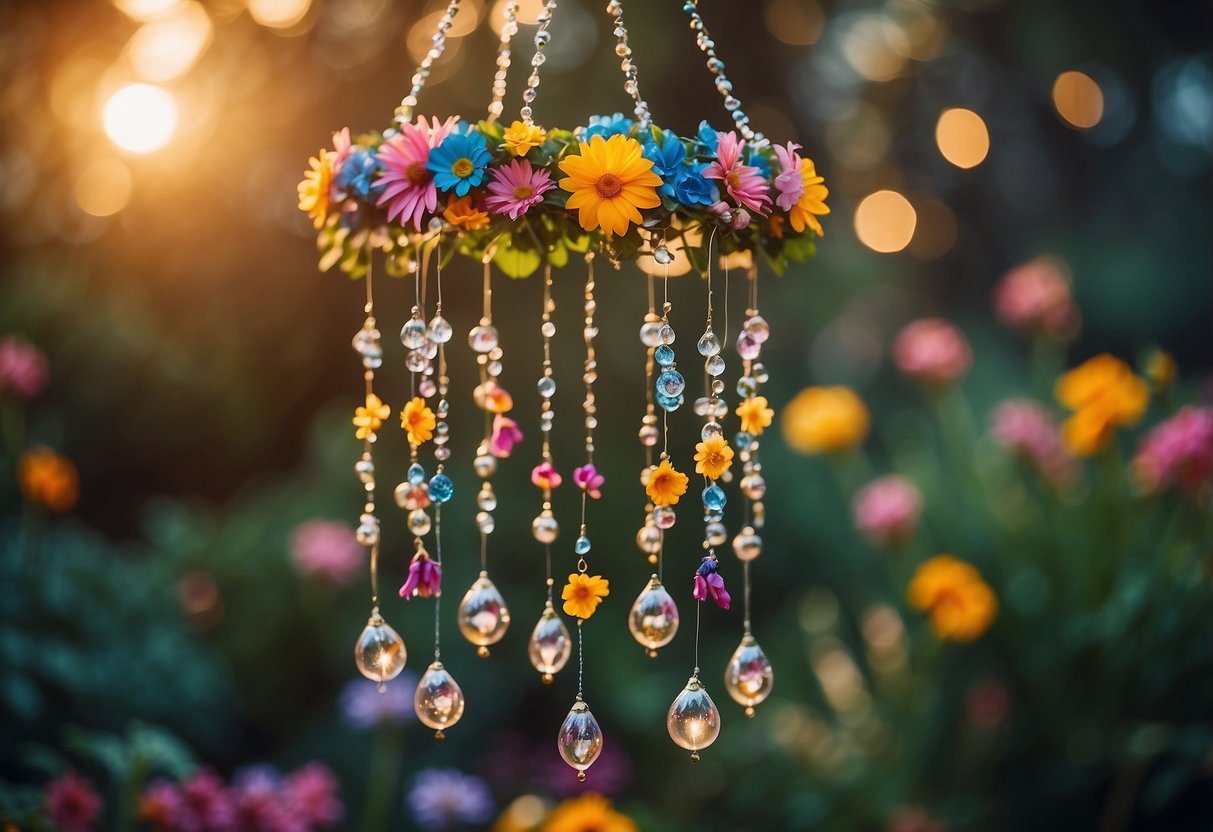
[696, 120, 720, 153]
[426, 128, 490, 197]
[335, 147, 383, 200]
[746, 148, 771, 178]
[675, 163, 719, 207]
[584, 112, 634, 139]
[642, 129, 688, 198]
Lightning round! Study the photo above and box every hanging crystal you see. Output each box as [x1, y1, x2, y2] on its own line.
[627, 575, 680, 657]
[528, 604, 572, 683]
[557, 695, 603, 782]
[414, 660, 465, 739]
[354, 611, 407, 691]
[457, 572, 511, 657]
[666, 674, 721, 761]
[723, 633, 774, 717]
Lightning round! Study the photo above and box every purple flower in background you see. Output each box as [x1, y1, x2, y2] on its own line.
[339, 676, 417, 730]
[405, 768, 494, 830]
[1133, 406, 1213, 495]
[44, 770, 101, 832]
[290, 519, 363, 584]
[0, 336, 49, 399]
[176, 770, 237, 832]
[283, 763, 344, 829]
[693, 557, 731, 609]
[532, 736, 632, 797]
[231, 767, 304, 832]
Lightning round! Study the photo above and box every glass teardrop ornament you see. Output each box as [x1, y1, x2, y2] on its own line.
[627, 575, 680, 657]
[666, 674, 721, 760]
[557, 696, 603, 781]
[400, 313, 428, 349]
[528, 604, 572, 683]
[354, 611, 407, 691]
[457, 572, 511, 657]
[414, 660, 465, 739]
[723, 633, 774, 716]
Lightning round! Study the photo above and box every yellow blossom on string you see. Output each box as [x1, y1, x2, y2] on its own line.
[400, 397, 437, 446]
[502, 120, 547, 156]
[645, 458, 689, 507]
[781, 386, 869, 454]
[561, 573, 610, 620]
[442, 194, 491, 231]
[542, 793, 638, 832]
[297, 148, 333, 230]
[788, 157, 830, 236]
[694, 435, 734, 480]
[353, 393, 390, 440]
[1054, 353, 1148, 456]
[736, 395, 774, 436]
[907, 555, 997, 642]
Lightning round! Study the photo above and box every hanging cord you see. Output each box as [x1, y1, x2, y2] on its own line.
[486, 1, 520, 121]
[682, 0, 764, 145]
[395, 0, 462, 124]
[519, 0, 558, 125]
[364, 250, 380, 608]
[605, 0, 652, 128]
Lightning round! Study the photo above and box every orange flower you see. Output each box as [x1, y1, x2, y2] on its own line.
[502, 120, 547, 157]
[561, 573, 610, 620]
[1055, 353, 1149, 456]
[694, 435, 734, 480]
[645, 459, 689, 507]
[353, 393, 390, 440]
[907, 555, 997, 642]
[542, 793, 638, 832]
[442, 194, 490, 231]
[558, 134, 662, 236]
[18, 446, 79, 512]
[480, 383, 514, 414]
[787, 157, 829, 236]
[400, 397, 436, 446]
[781, 386, 869, 454]
[736, 395, 774, 436]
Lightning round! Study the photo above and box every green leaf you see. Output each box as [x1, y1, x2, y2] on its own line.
[493, 244, 542, 279]
[547, 241, 569, 268]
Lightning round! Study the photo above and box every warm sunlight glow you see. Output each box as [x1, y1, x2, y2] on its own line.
[103, 84, 178, 154]
[128, 1, 213, 82]
[113, 0, 184, 22]
[1053, 70, 1104, 129]
[935, 108, 989, 169]
[247, 0, 312, 29]
[854, 190, 917, 253]
[75, 158, 133, 217]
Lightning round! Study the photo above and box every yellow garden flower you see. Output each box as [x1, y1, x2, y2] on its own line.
[18, 446, 79, 512]
[645, 458, 689, 507]
[781, 386, 869, 454]
[561, 573, 610, 620]
[558, 134, 662, 236]
[502, 120, 547, 156]
[542, 793, 638, 832]
[442, 194, 491, 231]
[353, 393, 390, 440]
[736, 395, 774, 435]
[694, 435, 734, 480]
[907, 555, 997, 643]
[1055, 353, 1148, 456]
[297, 148, 333, 230]
[400, 397, 437, 446]
[788, 157, 830, 236]
[1144, 348, 1176, 393]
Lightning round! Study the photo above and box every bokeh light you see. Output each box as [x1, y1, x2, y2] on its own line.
[113, 0, 185, 22]
[854, 190, 917, 253]
[494, 0, 544, 27]
[906, 196, 958, 259]
[74, 158, 134, 217]
[247, 0, 312, 30]
[1052, 70, 1104, 129]
[763, 0, 824, 47]
[127, 1, 213, 82]
[839, 13, 907, 82]
[935, 107, 990, 169]
[103, 83, 178, 154]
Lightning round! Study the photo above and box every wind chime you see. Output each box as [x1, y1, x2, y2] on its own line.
[300, 0, 828, 776]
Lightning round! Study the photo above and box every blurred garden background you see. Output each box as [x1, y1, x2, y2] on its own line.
[2, 0, 1213, 830]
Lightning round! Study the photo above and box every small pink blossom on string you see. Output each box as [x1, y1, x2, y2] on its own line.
[489, 415, 523, 458]
[572, 464, 604, 499]
[703, 131, 771, 215]
[399, 548, 442, 599]
[772, 141, 806, 211]
[531, 462, 562, 490]
[693, 557, 731, 609]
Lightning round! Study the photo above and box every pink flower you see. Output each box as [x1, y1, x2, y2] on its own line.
[965, 677, 1011, 731]
[693, 557, 731, 609]
[484, 159, 553, 220]
[284, 763, 345, 828]
[572, 464, 604, 499]
[1133, 406, 1213, 494]
[138, 781, 182, 830]
[730, 208, 751, 230]
[993, 256, 1080, 338]
[489, 415, 523, 458]
[231, 769, 303, 832]
[989, 398, 1078, 486]
[703, 131, 771, 215]
[375, 116, 458, 231]
[852, 475, 922, 548]
[331, 127, 353, 176]
[893, 318, 972, 386]
[177, 770, 236, 831]
[531, 461, 562, 490]
[289, 520, 363, 584]
[45, 770, 101, 832]
[772, 141, 805, 212]
[0, 336, 49, 399]
[399, 548, 442, 599]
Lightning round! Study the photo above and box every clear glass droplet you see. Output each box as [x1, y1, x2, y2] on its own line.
[655, 344, 676, 367]
[401, 314, 428, 349]
[744, 315, 770, 344]
[531, 510, 559, 544]
[575, 535, 591, 555]
[706, 355, 726, 377]
[537, 376, 556, 398]
[700, 421, 723, 441]
[628, 575, 680, 654]
[723, 634, 774, 715]
[659, 324, 676, 345]
[736, 331, 761, 361]
[354, 613, 407, 686]
[477, 485, 497, 511]
[639, 321, 663, 347]
[428, 314, 453, 344]
[557, 697, 603, 778]
[732, 527, 763, 561]
[667, 675, 721, 757]
[656, 370, 685, 398]
[468, 325, 499, 354]
[652, 505, 676, 530]
[635, 523, 662, 554]
[415, 661, 465, 737]
[528, 605, 571, 680]
[457, 573, 511, 654]
[653, 244, 673, 265]
[697, 328, 721, 357]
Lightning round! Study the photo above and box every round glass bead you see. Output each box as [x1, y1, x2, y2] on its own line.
[659, 324, 676, 345]
[476, 511, 495, 534]
[702, 484, 727, 511]
[736, 376, 758, 398]
[408, 509, 431, 536]
[693, 396, 712, 417]
[418, 378, 437, 398]
[752, 363, 769, 384]
[434, 446, 451, 461]
[575, 535, 591, 555]
[541, 321, 556, 338]
[744, 315, 770, 344]
[653, 244, 673, 265]
[640, 321, 663, 347]
[406, 350, 428, 373]
[428, 314, 453, 343]
[732, 527, 763, 561]
[468, 325, 499, 353]
[706, 355, 726, 376]
[706, 521, 727, 547]
[474, 454, 497, 478]
[428, 474, 454, 503]
[700, 421, 723, 441]
[532, 510, 559, 544]
[735, 431, 754, 450]
[697, 328, 721, 357]
[636, 523, 662, 554]
[656, 391, 681, 412]
[711, 379, 725, 395]
[477, 486, 497, 512]
[537, 376, 556, 398]
[655, 345, 676, 367]
[656, 370, 685, 398]
[408, 463, 426, 485]
[356, 514, 380, 546]
[736, 331, 761, 361]
[653, 505, 676, 530]
[355, 459, 375, 482]
[639, 424, 660, 446]
[360, 345, 383, 370]
[400, 314, 428, 349]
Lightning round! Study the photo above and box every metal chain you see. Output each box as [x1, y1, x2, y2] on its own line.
[394, 0, 463, 125]
[519, 0, 558, 125]
[487, 1, 520, 122]
[606, 0, 651, 129]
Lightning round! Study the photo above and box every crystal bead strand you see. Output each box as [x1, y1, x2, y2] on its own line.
[486, 1, 520, 122]
[681, 0, 764, 146]
[695, 231, 729, 581]
[605, 0, 652, 129]
[394, 0, 462, 125]
[518, 0, 558, 126]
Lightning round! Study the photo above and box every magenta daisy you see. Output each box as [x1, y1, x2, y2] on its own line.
[772, 141, 805, 212]
[375, 116, 459, 231]
[484, 159, 554, 220]
[703, 130, 771, 215]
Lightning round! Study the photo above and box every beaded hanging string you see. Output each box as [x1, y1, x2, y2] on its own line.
[394, 0, 462, 125]
[681, 0, 765, 146]
[606, 0, 652, 129]
[486, 1, 519, 123]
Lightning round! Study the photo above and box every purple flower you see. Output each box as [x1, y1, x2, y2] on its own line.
[405, 768, 494, 830]
[399, 548, 442, 599]
[231, 768, 304, 832]
[489, 414, 523, 458]
[572, 464, 604, 500]
[339, 676, 417, 730]
[290, 519, 363, 584]
[44, 770, 101, 832]
[283, 764, 344, 829]
[0, 336, 49, 399]
[693, 557, 731, 609]
[531, 736, 632, 797]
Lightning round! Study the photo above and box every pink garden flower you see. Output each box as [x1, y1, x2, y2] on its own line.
[531, 461, 562, 490]
[572, 464, 604, 499]
[138, 781, 183, 829]
[45, 770, 102, 832]
[772, 141, 805, 212]
[893, 318, 972, 386]
[399, 548, 442, 599]
[176, 770, 237, 831]
[489, 414, 523, 458]
[703, 131, 771, 215]
[289, 519, 363, 584]
[1132, 406, 1213, 494]
[484, 159, 553, 220]
[993, 256, 1080, 338]
[330, 127, 353, 177]
[0, 336, 49, 399]
[375, 116, 458, 230]
[283, 763, 345, 828]
[693, 557, 731, 609]
[852, 475, 922, 548]
[989, 398, 1077, 486]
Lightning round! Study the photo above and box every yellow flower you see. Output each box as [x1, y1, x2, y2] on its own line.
[297, 148, 333, 230]
[542, 793, 638, 832]
[503, 120, 547, 156]
[788, 157, 829, 236]
[645, 458, 688, 507]
[558, 134, 662, 236]
[736, 395, 774, 435]
[18, 446, 79, 512]
[1144, 348, 1176, 393]
[694, 435, 734, 480]
[442, 194, 491, 231]
[907, 555, 997, 642]
[400, 397, 436, 446]
[1055, 353, 1148, 456]
[781, 386, 869, 454]
[561, 573, 610, 620]
[353, 393, 390, 440]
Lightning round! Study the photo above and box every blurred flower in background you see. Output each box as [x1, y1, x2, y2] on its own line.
[405, 768, 494, 830]
[989, 398, 1078, 486]
[907, 555, 997, 642]
[892, 318, 972, 387]
[993, 257, 1080, 340]
[338, 676, 417, 730]
[1055, 354, 1149, 455]
[541, 793, 637, 832]
[852, 474, 923, 548]
[1132, 406, 1213, 495]
[18, 446, 79, 512]
[0, 336, 49, 400]
[781, 386, 870, 454]
[289, 518, 364, 584]
[43, 770, 101, 832]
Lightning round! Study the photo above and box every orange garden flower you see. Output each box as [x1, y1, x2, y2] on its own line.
[781, 386, 869, 454]
[297, 148, 333, 229]
[18, 446, 79, 512]
[1055, 353, 1149, 456]
[353, 393, 390, 440]
[694, 435, 734, 480]
[480, 383, 514, 414]
[400, 397, 437, 446]
[561, 573, 610, 620]
[502, 120, 547, 156]
[907, 555, 997, 642]
[736, 395, 774, 435]
[645, 458, 689, 507]
[442, 194, 491, 231]
[558, 134, 662, 236]
[542, 793, 638, 832]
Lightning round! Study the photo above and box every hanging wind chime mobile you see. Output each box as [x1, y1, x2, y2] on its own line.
[298, 0, 828, 774]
